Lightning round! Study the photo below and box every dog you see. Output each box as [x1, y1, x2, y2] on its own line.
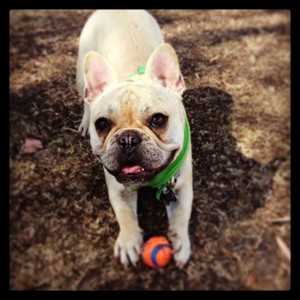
[76, 10, 193, 267]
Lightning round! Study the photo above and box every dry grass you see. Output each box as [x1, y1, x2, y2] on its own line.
[10, 10, 290, 290]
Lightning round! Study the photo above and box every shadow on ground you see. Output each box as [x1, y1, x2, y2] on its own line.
[10, 82, 282, 290]
[138, 86, 281, 242]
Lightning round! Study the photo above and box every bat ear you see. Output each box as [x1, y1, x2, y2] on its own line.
[146, 43, 185, 95]
[83, 51, 116, 103]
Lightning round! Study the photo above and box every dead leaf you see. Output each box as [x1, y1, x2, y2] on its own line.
[20, 138, 43, 154]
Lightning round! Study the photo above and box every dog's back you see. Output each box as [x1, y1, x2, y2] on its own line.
[76, 10, 164, 96]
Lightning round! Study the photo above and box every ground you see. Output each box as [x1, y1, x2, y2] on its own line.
[9, 10, 290, 290]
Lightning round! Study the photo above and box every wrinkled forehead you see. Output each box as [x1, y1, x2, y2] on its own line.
[90, 81, 180, 121]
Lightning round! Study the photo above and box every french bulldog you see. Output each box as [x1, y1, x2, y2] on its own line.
[76, 10, 193, 267]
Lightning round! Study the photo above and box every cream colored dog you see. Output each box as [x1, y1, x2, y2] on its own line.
[76, 10, 193, 267]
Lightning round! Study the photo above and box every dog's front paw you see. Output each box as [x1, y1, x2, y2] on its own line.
[114, 228, 143, 267]
[168, 229, 191, 268]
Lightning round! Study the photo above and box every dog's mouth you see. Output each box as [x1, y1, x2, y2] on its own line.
[117, 165, 153, 185]
[105, 150, 176, 185]
[122, 165, 145, 175]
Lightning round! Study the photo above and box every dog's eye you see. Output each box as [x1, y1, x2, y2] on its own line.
[149, 113, 168, 128]
[95, 117, 111, 132]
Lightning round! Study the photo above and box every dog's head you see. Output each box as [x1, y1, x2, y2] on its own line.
[83, 44, 186, 185]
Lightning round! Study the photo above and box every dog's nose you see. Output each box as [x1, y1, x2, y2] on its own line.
[119, 131, 142, 153]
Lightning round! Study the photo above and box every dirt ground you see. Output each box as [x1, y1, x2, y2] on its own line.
[9, 10, 290, 290]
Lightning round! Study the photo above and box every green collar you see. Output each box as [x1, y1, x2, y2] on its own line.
[131, 117, 191, 201]
[125, 66, 146, 80]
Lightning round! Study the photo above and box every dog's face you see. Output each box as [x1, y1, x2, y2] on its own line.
[89, 81, 185, 185]
[83, 44, 186, 185]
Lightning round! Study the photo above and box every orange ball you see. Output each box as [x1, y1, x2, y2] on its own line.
[142, 236, 172, 268]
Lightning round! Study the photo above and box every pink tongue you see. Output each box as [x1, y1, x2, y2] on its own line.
[122, 165, 143, 174]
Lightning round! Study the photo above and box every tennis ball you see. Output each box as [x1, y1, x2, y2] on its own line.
[142, 236, 172, 268]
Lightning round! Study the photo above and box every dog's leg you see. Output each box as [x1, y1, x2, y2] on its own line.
[78, 102, 90, 137]
[166, 186, 193, 267]
[166, 155, 193, 268]
[104, 170, 143, 266]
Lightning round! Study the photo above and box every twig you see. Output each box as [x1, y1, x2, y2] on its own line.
[276, 236, 290, 262]
[270, 217, 290, 224]
[62, 127, 80, 134]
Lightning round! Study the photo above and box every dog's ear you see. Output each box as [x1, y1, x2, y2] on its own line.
[146, 43, 185, 95]
[83, 51, 116, 103]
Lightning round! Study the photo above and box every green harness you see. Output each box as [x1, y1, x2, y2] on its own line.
[125, 66, 146, 80]
[132, 118, 190, 201]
